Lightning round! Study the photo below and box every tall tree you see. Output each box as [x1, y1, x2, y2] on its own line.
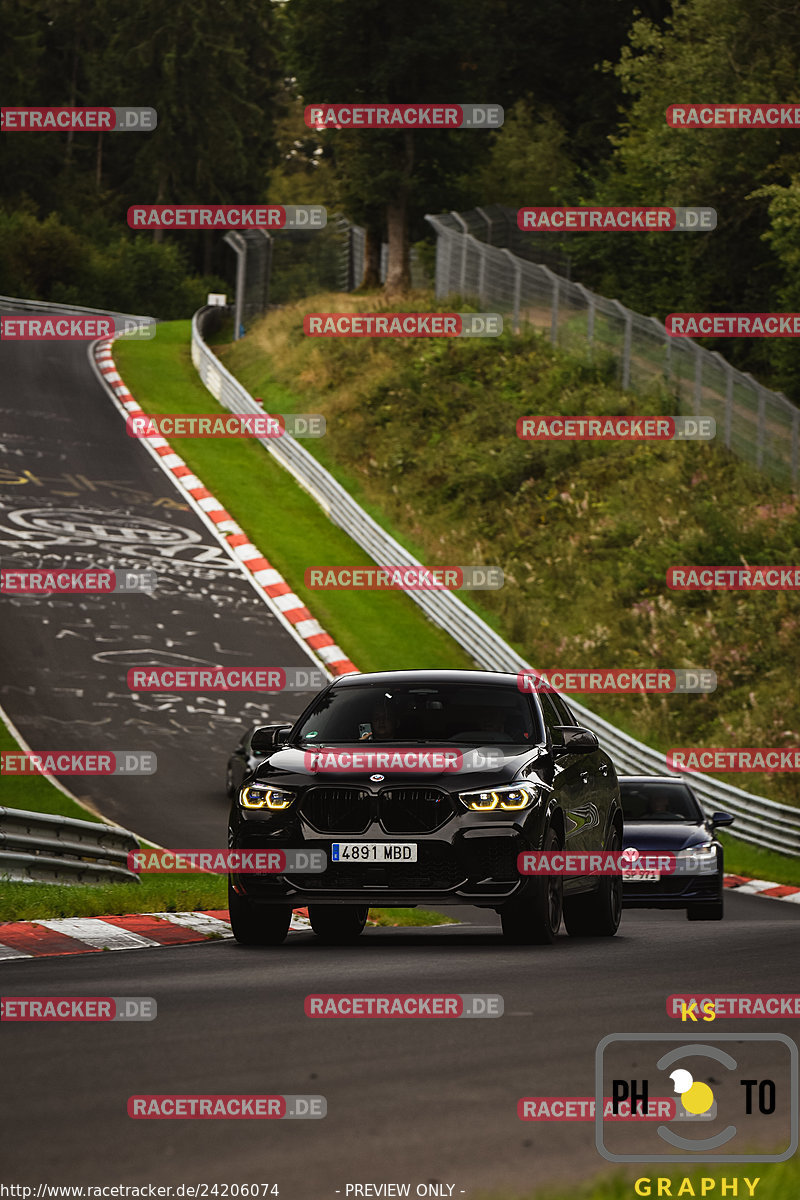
[286, 0, 497, 293]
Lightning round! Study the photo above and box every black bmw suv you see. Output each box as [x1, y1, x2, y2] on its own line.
[227, 669, 623, 946]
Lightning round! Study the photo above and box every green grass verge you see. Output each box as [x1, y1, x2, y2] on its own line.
[0, 717, 106, 824]
[113, 322, 474, 673]
[474, 1157, 794, 1200]
[718, 833, 800, 887]
[0, 875, 227, 923]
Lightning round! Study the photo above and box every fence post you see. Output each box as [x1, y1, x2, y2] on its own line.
[756, 387, 767, 470]
[475, 205, 493, 245]
[477, 243, 487, 305]
[694, 345, 704, 415]
[450, 211, 470, 297]
[223, 230, 246, 341]
[610, 300, 632, 389]
[501, 249, 521, 333]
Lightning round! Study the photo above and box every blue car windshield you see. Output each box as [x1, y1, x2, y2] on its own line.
[294, 683, 541, 746]
[620, 783, 703, 822]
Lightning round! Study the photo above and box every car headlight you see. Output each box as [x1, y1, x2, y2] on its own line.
[459, 782, 541, 812]
[674, 845, 718, 873]
[239, 784, 295, 810]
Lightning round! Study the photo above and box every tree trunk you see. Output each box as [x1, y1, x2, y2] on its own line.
[384, 131, 414, 296]
[362, 225, 382, 288]
[384, 197, 410, 295]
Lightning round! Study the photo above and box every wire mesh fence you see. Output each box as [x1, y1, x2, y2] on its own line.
[426, 207, 800, 487]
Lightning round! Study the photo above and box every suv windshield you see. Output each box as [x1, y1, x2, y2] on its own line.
[620, 782, 703, 822]
[293, 683, 541, 746]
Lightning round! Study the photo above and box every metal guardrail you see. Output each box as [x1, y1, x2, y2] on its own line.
[0, 294, 153, 324]
[190, 306, 800, 858]
[0, 806, 140, 886]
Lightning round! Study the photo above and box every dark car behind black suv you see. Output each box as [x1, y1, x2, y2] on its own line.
[228, 669, 623, 946]
[620, 775, 734, 920]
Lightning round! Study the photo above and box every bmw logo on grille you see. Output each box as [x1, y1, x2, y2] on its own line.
[370, 774, 385, 782]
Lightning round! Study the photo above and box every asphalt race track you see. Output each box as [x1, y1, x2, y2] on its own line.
[1, 897, 798, 1194]
[0, 336, 323, 847]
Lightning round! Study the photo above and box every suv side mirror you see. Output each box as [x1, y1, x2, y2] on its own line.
[552, 726, 599, 756]
[710, 810, 735, 828]
[250, 724, 292, 756]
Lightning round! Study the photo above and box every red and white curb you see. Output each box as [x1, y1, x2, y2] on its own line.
[91, 339, 357, 677]
[0, 908, 313, 961]
[724, 873, 800, 903]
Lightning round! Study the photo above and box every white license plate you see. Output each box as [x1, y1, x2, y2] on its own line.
[332, 843, 418, 863]
[622, 871, 661, 883]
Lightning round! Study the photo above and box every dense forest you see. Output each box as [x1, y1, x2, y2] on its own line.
[2, 0, 800, 394]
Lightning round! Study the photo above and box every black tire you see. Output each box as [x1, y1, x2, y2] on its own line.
[308, 905, 369, 945]
[563, 825, 623, 937]
[501, 826, 563, 945]
[228, 880, 292, 945]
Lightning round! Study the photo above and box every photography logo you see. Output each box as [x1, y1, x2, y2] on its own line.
[595, 1033, 798, 1162]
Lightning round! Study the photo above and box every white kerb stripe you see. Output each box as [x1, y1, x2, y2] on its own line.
[273, 593, 303, 613]
[177, 475, 203, 491]
[232, 543, 260, 561]
[160, 454, 185, 470]
[253, 568, 283, 586]
[197, 497, 226, 513]
[36, 918, 161, 950]
[148, 911, 234, 937]
[731, 879, 777, 895]
[780, 891, 800, 904]
[294, 619, 324, 638]
[317, 644, 348, 664]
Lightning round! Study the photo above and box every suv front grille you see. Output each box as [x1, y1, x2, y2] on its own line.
[300, 787, 372, 834]
[379, 788, 455, 833]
